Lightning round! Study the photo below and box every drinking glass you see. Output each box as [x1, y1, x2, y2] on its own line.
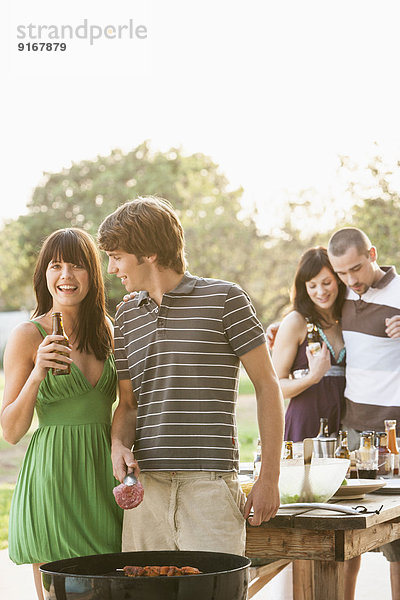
[355, 447, 378, 479]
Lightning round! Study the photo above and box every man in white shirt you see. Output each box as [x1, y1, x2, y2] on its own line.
[328, 226, 400, 600]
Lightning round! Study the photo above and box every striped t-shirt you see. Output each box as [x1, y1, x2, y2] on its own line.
[114, 272, 266, 471]
[342, 266, 400, 432]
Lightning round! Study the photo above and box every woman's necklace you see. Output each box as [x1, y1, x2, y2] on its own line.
[65, 325, 78, 346]
[326, 319, 340, 327]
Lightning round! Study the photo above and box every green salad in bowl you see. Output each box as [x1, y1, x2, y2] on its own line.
[279, 458, 350, 504]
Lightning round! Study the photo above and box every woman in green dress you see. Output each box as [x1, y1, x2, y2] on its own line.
[1, 228, 122, 600]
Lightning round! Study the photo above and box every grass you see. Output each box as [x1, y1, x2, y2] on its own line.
[0, 370, 259, 550]
[0, 485, 13, 550]
[238, 373, 255, 396]
[0, 366, 13, 550]
[236, 372, 258, 462]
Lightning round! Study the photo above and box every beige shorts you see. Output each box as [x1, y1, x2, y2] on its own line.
[122, 471, 246, 556]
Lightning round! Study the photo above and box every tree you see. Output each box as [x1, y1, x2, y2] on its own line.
[4, 141, 354, 325]
[0, 142, 279, 322]
[0, 220, 34, 311]
[339, 152, 400, 268]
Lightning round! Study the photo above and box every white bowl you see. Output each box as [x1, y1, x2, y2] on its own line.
[279, 457, 350, 503]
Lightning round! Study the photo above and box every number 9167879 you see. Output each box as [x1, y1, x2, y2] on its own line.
[18, 42, 66, 51]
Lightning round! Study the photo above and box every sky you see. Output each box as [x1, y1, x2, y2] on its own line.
[3, 0, 400, 233]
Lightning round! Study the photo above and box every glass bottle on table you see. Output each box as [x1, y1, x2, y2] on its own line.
[283, 441, 293, 459]
[51, 312, 71, 376]
[335, 430, 351, 477]
[335, 430, 349, 458]
[385, 420, 399, 476]
[356, 431, 378, 479]
[348, 452, 358, 479]
[316, 417, 329, 438]
[377, 431, 393, 478]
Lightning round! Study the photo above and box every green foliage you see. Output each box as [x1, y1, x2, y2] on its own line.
[0, 485, 13, 550]
[340, 153, 400, 268]
[0, 221, 35, 311]
[0, 141, 319, 325]
[9, 142, 400, 327]
[238, 373, 255, 396]
[0, 143, 261, 312]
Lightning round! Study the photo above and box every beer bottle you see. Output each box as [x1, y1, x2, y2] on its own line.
[348, 451, 358, 479]
[253, 438, 261, 481]
[51, 312, 71, 376]
[283, 441, 293, 459]
[335, 430, 350, 460]
[316, 417, 329, 438]
[335, 430, 351, 477]
[306, 321, 322, 356]
[377, 431, 393, 478]
[385, 420, 399, 476]
[336, 429, 343, 448]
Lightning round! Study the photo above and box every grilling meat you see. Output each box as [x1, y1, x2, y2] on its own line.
[113, 481, 144, 510]
[123, 565, 201, 577]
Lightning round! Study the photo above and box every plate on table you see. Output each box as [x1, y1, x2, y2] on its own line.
[331, 479, 386, 500]
[370, 479, 400, 495]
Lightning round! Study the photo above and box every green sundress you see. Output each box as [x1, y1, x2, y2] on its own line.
[8, 321, 123, 564]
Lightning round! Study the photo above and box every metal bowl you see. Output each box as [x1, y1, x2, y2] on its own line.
[40, 550, 251, 600]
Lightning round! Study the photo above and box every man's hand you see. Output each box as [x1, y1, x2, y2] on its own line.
[111, 442, 140, 483]
[243, 476, 280, 526]
[386, 316, 400, 339]
[266, 322, 281, 351]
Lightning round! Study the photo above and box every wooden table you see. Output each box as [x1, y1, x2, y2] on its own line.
[245, 492, 400, 599]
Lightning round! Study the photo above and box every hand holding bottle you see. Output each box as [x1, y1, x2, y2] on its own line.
[306, 342, 331, 384]
[32, 335, 72, 382]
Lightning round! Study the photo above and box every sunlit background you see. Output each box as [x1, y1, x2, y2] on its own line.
[3, 0, 400, 228]
[1, 7, 400, 596]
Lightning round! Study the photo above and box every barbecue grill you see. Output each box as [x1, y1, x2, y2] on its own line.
[40, 550, 251, 599]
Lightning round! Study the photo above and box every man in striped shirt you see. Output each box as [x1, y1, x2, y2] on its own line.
[328, 227, 400, 600]
[98, 196, 284, 555]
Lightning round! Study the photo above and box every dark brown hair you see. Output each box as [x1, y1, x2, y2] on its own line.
[291, 246, 346, 327]
[32, 228, 113, 360]
[98, 196, 186, 274]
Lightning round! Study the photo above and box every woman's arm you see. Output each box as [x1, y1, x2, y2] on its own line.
[1, 322, 72, 444]
[272, 312, 331, 400]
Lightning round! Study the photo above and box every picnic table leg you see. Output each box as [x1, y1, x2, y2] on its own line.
[293, 559, 344, 600]
[293, 559, 314, 600]
[313, 560, 344, 600]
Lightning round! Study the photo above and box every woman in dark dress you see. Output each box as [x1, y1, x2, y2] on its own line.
[272, 247, 347, 442]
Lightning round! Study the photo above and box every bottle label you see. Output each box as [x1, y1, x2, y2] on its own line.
[393, 454, 400, 476]
[253, 460, 261, 481]
[378, 453, 394, 478]
[308, 342, 321, 356]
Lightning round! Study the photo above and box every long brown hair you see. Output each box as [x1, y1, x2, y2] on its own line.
[32, 228, 112, 360]
[291, 246, 346, 327]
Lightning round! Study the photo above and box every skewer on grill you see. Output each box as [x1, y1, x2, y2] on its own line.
[116, 566, 202, 577]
